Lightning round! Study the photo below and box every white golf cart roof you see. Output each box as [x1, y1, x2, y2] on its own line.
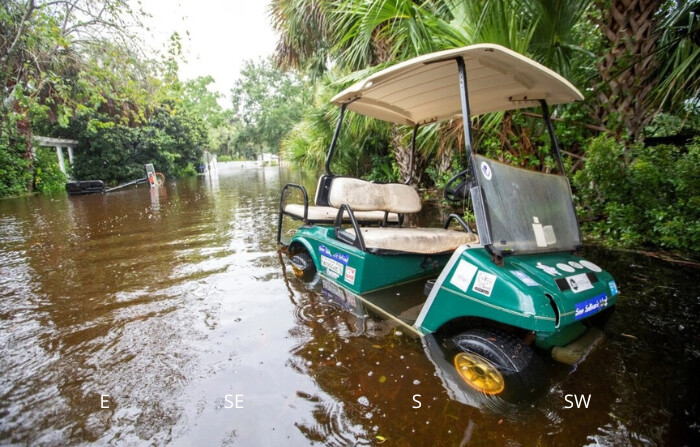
[331, 44, 583, 125]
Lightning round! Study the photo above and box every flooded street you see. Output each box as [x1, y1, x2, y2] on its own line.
[1, 165, 698, 446]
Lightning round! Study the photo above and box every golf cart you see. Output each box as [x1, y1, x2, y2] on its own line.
[278, 44, 619, 395]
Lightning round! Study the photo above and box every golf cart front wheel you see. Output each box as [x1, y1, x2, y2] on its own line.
[454, 351, 505, 394]
[452, 328, 545, 397]
[290, 251, 316, 280]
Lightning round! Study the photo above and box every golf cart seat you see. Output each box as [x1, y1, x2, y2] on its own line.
[280, 176, 402, 225]
[331, 179, 479, 255]
[283, 204, 398, 223]
[344, 227, 479, 254]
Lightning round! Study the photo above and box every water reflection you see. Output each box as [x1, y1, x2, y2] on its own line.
[307, 276, 549, 418]
[0, 166, 698, 446]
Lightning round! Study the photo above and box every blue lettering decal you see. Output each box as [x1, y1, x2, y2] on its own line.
[574, 293, 608, 320]
[318, 245, 349, 265]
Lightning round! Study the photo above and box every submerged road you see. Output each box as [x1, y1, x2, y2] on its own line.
[0, 165, 698, 446]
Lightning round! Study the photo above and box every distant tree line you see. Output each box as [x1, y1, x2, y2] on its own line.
[1, 0, 698, 252]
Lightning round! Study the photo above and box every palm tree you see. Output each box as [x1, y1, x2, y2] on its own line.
[269, 0, 333, 79]
[270, 0, 603, 179]
[649, 0, 699, 115]
[591, 0, 665, 142]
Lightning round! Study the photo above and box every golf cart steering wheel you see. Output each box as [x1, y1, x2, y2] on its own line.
[443, 168, 472, 202]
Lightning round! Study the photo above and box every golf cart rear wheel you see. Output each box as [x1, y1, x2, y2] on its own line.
[290, 251, 316, 280]
[452, 328, 543, 396]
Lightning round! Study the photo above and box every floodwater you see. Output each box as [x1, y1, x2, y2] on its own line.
[0, 165, 698, 446]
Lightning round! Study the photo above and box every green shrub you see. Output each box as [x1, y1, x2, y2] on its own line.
[218, 155, 232, 162]
[67, 102, 206, 184]
[176, 162, 198, 177]
[0, 112, 33, 198]
[574, 136, 700, 252]
[33, 147, 67, 193]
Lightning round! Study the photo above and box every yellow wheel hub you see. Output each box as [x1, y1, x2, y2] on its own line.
[453, 352, 505, 395]
[291, 265, 305, 278]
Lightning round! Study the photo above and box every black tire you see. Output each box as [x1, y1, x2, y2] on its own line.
[290, 251, 316, 281]
[451, 328, 547, 402]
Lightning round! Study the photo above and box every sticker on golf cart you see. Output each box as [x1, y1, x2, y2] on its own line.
[480, 161, 493, 180]
[320, 255, 344, 278]
[319, 245, 350, 265]
[344, 266, 356, 285]
[472, 271, 497, 297]
[575, 293, 608, 320]
[608, 280, 619, 296]
[536, 262, 560, 276]
[450, 260, 478, 292]
[579, 260, 602, 272]
[512, 270, 539, 287]
[556, 263, 575, 273]
[565, 273, 594, 293]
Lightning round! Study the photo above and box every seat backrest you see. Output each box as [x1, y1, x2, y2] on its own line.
[328, 177, 422, 214]
[314, 174, 335, 206]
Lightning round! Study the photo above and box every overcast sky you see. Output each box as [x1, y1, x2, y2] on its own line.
[137, 0, 278, 105]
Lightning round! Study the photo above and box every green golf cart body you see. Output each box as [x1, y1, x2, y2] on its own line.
[278, 44, 619, 393]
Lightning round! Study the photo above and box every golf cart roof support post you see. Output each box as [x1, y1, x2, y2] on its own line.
[456, 57, 476, 180]
[404, 124, 419, 185]
[540, 100, 566, 175]
[325, 102, 349, 176]
[456, 55, 499, 261]
[539, 100, 584, 251]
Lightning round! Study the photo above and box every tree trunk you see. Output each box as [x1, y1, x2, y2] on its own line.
[592, 0, 663, 143]
[390, 125, 425, 186]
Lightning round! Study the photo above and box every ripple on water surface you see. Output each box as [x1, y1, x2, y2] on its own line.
[0, 168, 698, 446]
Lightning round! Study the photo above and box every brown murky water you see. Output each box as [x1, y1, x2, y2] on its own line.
[1, 165, 698, 446]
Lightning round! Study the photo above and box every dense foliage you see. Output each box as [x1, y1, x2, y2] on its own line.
[0, 0, 215, 195]
[0, 115, 32, 197]
[63, 103, 208, 184]
[32, 147, 67, 193]
[228, 58, 312, 160]
[574, 137, 700, 251]
[271, 0, 700, 253]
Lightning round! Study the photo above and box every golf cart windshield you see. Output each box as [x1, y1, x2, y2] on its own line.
[472, 155, 581, 255]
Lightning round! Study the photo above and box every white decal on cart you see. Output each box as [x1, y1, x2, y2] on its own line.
[579, 260, 602, 272]
[512, 270, 539, 287]
[450, 260, 478, 292]
[536, 262, 560, 276]
[321, 255, 344, 278]
[480, 161, 492, 180]
[556, 263, 575, 273]
[344, 266, 356, 285]
[472, 271, 497, 297]
[566, 273, 594, 293]
[568, 261, 583, 269]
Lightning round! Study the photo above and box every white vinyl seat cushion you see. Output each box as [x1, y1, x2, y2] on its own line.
[328, 178, 422, 214]
[345, 227, 479, 254]
[284, 204, 399, 223]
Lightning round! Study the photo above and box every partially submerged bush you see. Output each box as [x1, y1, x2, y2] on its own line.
[574, 136, 700, 252]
